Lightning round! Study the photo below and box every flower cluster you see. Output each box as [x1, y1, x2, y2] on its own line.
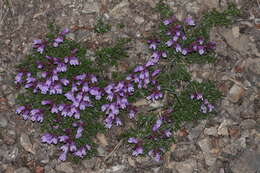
[127, 108, 173, 161]
[164, 16, 216, 56]
[15, 26, 165, 161]
[190, 93, 215, 113]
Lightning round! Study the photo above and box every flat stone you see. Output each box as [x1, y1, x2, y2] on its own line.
[228, 84, 245, 103]
[110, 0, 130, 18]
[82, 158, 96, 169]
[20, 133, 35, 154]
[0, 114, 8, 128]
[4, 146, 19, 161]
[202, 0, 219, 9]
[134, 16, 145, 25]
[198, 138, 216, 166]
[14, 167, 31, 173]
[230, 150, 260, 173]
[175, 159, 196, 173]
[221, 28, 250, 54]
[106, 165, 126, 173]
[204, 126, 218, 136]
[55, 162, 74, 173]
[82, 0, 100, 14]
[218, 119, 234, 136]
[240, 119, 256, 129]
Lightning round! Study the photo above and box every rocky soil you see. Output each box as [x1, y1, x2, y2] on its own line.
[0, 0, 259, 173]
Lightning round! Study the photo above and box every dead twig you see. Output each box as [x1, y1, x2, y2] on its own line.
[104, 139, 124, 161]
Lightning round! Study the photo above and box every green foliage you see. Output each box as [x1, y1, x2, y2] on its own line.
[95, 38, 131, 69]
[155, 0, 173, 19]
[94, 18, 111, 34]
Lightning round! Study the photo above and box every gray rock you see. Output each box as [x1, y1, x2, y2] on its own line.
[4, 146, 19, 161]
[204, 126, 218, 136]
[20, 133, 35, 154]
[82, 0, 100, 14]
[55, 162, 74, 173]
[230, 150, 260, 173]
[106, 165, 126, 173]
[175, 159, 196, 173]
[14, 167, 31, 173]
[198, 138, 216, 166]
[110, 0, 130, 19]
[0, 114, 8, 128]
[82, 158, 96, 169]
[59, 0, 71, 6]
[228, 84, 245, 103]
[218, 119, 234, 136]
[185, 2, 200, 14]
[188, 120, 207, 141]
[221, 28, 250, 55]
[240, 119, 256, 129]
[7, 93, 17, 107]
[171, 144, 196, 161]
[134, 16, 145, 25]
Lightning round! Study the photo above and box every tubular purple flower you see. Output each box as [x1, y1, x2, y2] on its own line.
[70, 142, 77, 152]
[59, 135, 69, 142]
[75, 126, 84, 139]
[181, 48, 188, 55]
[207, 104, 214, 112]
[200, 104, 207, 113]
[61, 28, 69, 35]
[152, 118, 163, 132]
[185, 17, 195, 26]
[74, 147, 86, 158]
[134, 66, 144, 73]
[69, 57, 79, 66]
[128, 137, 138, 144]
[16, 106, 26, 114]
[115, 117, 122, 126]
[15, 72, 23, 84]
[132, 146, 143, 156]
[152, 69, 160, 77]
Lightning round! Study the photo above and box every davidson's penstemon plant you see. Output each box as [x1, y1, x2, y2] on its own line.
[15, 2, 239, 162]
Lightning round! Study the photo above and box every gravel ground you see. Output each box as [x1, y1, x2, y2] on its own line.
[0, 0, 259, 173]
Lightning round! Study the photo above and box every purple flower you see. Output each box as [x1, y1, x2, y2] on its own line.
[128, 137, 138, 144]
[152, 118, 163, 131]
[166, 39, 174, 47]
[198, 46, 205, 55]
[74, 147, 86, 158]
[115, 117, 122, 126]
[69, 57, 79, 66]
[60, 79, 69, 86]
[37, 45, 45, 54]
[185, 17, 195, 26]
[15, 72, 23, 84]
[181, 48, 188, 55]
[152, 69, 160, 77]
[207, 104, 214, 112]
[58, 135, 69, 142]
[16, 106, 26, 114]
[132, 146, 143, 156]
[70, 142, 77, 152]
[41, 133, 58, 144]
[134, 66, 144, 72]
[75, 126, 84, 139]
[175, 44, 182, 53]
[61, 28, 69, 35]
[164, 130, 172, 138]
[200, 104, 207, 113]
[163, 19, 172, 25]
[59, 151, 68, 161]
[128, 109, 137, 119]
[196, 93, 203, 100]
